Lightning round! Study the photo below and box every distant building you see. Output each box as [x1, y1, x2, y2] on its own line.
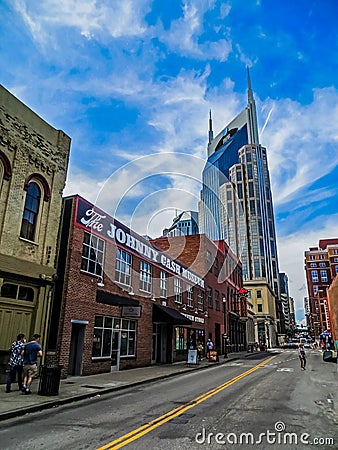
[163, 211, 199, 237]
[279, 272, 291, 336]
[0, 84, 70, 379]
[304, 238, 338, 337]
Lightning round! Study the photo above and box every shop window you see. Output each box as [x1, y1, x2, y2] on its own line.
[1, 283, 34, 301]
[81, 231, 105, 277]
[175, 327, 187, 350]
[92, 316, 136, 358]
[140, 260, 151, 292]
[115, 248, 132, 285]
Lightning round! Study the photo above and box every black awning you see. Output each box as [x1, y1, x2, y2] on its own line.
[96, 290, 139, 307]
[153, 304, 192, 325]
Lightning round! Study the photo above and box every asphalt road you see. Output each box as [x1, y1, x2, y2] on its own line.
[1, 350, 337, 450]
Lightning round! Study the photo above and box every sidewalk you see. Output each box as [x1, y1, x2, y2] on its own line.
[0, 351, 257, 421]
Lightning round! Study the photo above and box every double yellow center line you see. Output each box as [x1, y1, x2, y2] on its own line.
[98, 355, 276, 450]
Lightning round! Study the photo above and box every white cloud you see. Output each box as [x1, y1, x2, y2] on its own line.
[12, 0, 151, 47]
[260, 87, 338, 207]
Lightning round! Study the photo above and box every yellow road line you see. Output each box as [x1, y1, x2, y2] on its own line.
[98, 355, 276, 450]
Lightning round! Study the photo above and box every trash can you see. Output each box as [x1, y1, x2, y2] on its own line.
[38, 365, 62, 396]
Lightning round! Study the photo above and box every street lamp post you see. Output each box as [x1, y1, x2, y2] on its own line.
[222, 296, 228, 358]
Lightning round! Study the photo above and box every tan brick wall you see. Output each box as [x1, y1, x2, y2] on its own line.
[0, 84, 71, 352]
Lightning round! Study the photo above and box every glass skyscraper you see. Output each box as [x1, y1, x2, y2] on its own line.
[199, 71, 282, 343]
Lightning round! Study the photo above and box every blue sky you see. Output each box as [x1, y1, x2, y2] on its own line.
[1, 0, 338, 322]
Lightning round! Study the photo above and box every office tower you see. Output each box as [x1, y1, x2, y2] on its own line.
[199, 71, 281, 345]
[163, 211, 199, 237]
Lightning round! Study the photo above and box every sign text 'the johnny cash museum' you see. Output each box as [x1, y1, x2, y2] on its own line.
[75, 196, 204, 288]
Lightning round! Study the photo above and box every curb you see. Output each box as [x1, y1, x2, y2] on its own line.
[0, 352, 262, 422]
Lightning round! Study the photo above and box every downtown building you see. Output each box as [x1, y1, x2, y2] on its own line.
[198, 72, 281, 347]
[151, 234, 248, 355]
[46, 195, 208, 377]
[304, 238, 338, 339]
[0, 85, 71, 381]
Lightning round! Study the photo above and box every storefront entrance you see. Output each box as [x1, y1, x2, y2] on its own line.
[152, 323, 168, 364]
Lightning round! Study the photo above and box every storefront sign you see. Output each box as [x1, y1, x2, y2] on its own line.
[181, 312, 205, 324]
[75, 197, 204, 287]
[121, 306, 141, 318]
[187, 349, 198, 365]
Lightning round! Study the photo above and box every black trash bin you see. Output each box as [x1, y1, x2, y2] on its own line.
[38, 365, 62, 396]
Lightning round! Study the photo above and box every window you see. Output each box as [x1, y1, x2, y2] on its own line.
[197, 289, 204, 311]
[1, 283, 34, 301]
[81, 232, 105, 276]
[334, 258, 338, 263]
[313, 285, 318, 296]
[320, 270, 328, 282]
[311, 271, 318, 283]
[309, 255, 315, 260]
[335, 266, 338, 275]
[334, 249, 338, 255]
[115, 248, 132, 285]
[20, 182, 41, 241]
[160, 271, 167, 298]
[319, 263, 326, 267]
[207, 286, 213, 308]
[174, 278, 182, 303]
[187, 284, 193, 307]
[140, 261, 151, 292]
[257, 304, 263, 313]
[215, 290, 220, 311]
[256, 290, 262, 299]
[175, 327, 187, 350]
[310, 263, 317, 268]
[92, 316, 136, 358]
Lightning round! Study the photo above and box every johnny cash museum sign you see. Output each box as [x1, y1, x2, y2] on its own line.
[76, 197, 204, 288]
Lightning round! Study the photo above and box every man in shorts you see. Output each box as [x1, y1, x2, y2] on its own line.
[22, 334, 43, 395]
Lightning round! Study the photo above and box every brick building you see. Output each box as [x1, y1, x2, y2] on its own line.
[304, 238, 338, 338]
[150, 234, 246, 355]
[0, 85, 70, 380]
[47, 195, 207, 377]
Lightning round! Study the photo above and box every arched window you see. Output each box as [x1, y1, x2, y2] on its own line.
[20, 181, 41, 241]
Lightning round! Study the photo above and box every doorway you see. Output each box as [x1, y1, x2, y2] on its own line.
[152, 323, 168, 363]
[68, 322, 86, 376]
[110, 330, 121, 371]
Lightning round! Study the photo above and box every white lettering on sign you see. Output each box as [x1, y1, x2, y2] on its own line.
[107, 223, 159, 262]
[80, 209, 105, 232]
[182, 312, 205, 324]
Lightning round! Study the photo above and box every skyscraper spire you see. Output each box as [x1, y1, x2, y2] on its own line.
[247, 66, 254, 104]
[246, 67, 259, 144]
[208, 109, 214, 144]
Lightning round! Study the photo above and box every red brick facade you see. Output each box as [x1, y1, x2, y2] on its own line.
[151, 235, 246, 354]
[47, 195, 207, 377]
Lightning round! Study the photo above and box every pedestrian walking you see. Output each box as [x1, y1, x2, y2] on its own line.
[206, 338, 214, 358]
[5, 333, 26, 393]
[298, 343, 306, 370]
[22, 334, 43, 395]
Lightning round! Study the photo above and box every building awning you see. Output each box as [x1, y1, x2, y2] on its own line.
[96, 290, 139, 307]
[153, 304, 192, 325]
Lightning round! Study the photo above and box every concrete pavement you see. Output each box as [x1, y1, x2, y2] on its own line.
[1, 351, 260, 422]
